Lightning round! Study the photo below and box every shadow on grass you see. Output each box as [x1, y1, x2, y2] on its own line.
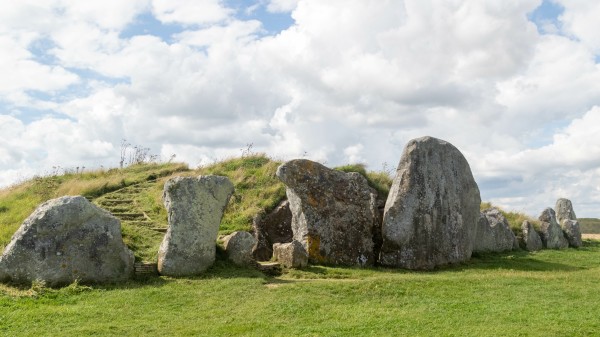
[457, 250, 582, 272]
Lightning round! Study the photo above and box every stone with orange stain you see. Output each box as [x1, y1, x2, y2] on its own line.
[277, 159, 379, 266]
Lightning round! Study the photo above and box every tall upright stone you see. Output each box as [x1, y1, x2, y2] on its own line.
[555, 198, 577, 223]
[521, 220, 543, 252]
[555, 198, 582, 248]
[380, 136, 481, 270]
[0, 196, 134, 286]
[473, 208, 518, 253]
[158, 175, 234, 276]
[276, 159, 379, 266]
[538, 208, 569, 249]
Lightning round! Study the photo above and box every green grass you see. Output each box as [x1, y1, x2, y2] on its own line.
[1, 241, 600, 336]
[0, 163, 189, 251]
[579, 218, 600, 234]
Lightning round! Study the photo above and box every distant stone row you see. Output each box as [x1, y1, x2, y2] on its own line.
[0, 136, 584, 286]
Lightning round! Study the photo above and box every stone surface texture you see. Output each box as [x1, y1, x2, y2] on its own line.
[555, 198, 577, 223]
[380, 136, 481, 270]
[0, 196, 134, 286]
[561, 219, 583, 248]
[473, 208, 518, 253]
[538, 208, 569, 249]
[252, 200, 293, 261]
[520, 220, 543, 251]
[554, 198, 582, 248]
[223, 231, 257, 266]
[273, 240, 308, 268]
[158, 175, 234, 276]
[276, 159, 378, 266]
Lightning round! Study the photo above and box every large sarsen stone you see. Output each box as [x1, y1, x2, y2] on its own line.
[555, 198, 582, 248]
[276, 159, 378, 266]
[0, 196, 134, 286]
[380, 136, 481, 270]
[538, 208, 568, 249]
[158, 175, 234, 276]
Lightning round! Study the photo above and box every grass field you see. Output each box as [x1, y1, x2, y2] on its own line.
[1, 240, 600, 336]
[579, 218, 600, 234]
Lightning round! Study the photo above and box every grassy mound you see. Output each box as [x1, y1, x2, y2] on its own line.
[0, 155, 392, 260]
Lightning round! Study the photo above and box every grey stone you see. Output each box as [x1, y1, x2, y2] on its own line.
[554, 198, 582, 248]
[555, 198, 577, 223]
[538, 208, 569, 249]
[276, 159, 378, 266]
[223, 231, 257, 266]
[380, 136, 481, 270]
[252, 200, 293, 261]
[158, 175, 234, 276]
[520, 220, 543, 252]
[273, 240, 308, 268]
[473, 208, 518, 253]
[0, 196, 134, 286]
[561, 219, 582, 248]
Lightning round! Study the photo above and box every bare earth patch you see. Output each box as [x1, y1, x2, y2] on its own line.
[582, 234, 600, 240]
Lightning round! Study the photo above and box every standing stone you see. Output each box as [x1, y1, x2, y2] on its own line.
[538, 208, 569, 249]
[521, 220, 543, 252]
[555, 198, 577, 223]
[555, 198, 582, 248]
[561, 219, 583, 248]
[380, 136, 481, 270]
[252, 200, 293, 261]
[223, 231, 257, 266]
[273, 240, 308, 268]
[276, 159, 378, 266]
[0, 196, 134, 286]
[473, 208, 518, 253]
[158, 175, 234, 276]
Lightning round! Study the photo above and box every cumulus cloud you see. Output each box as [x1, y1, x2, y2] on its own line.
[1, 0, 600, 217]
[151, 0, 232, 25]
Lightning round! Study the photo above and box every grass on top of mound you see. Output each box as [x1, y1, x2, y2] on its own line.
[0, 162, 189, 251]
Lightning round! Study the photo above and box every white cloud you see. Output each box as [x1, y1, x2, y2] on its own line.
[266, 0, 300, 13]
[557, 0, 600, 53]
[2, 0, 600, 218]
[151, 0, 231, 25]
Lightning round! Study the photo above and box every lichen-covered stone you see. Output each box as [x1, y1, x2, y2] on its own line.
[223, 231, 257, 266]
[561, 219, 582, 248]
[520, 220, 543, 252]
[0, 196, 134, 286]
[538, 208, 568, 249]
[276, 159, 378, 266]
[380, 136, 481, 270]
[273, 240, 308, 269]
[252, 200, 293, 261]
[473, 208, 518, 253]
[555, 198, 577, 223]
[554, 198, 582, 248]
[158, 175, 234, 276]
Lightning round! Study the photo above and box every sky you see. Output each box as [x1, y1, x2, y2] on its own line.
[1, 0, 600, 217]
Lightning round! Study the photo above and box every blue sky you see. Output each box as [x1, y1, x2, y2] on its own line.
[1, 0, 600, 217]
